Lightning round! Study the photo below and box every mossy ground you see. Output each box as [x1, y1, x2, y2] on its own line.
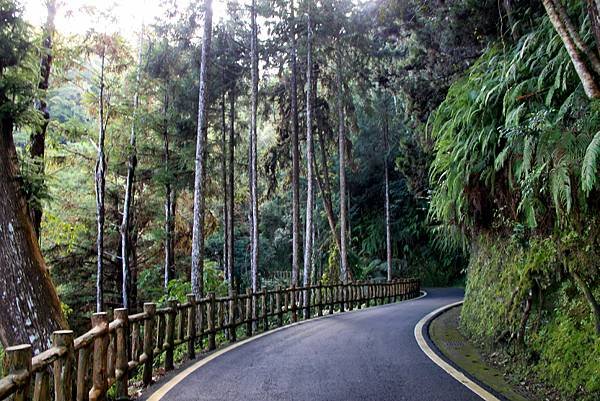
[429, 305, 532, 401]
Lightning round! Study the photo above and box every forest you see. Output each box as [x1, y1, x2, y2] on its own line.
[1, 0, 600, 400]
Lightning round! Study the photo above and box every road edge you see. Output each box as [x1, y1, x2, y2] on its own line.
[145, 290, 428, 401]
[414, 300, 503, 401]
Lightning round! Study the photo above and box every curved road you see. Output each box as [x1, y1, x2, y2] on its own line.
[145, 288, 481, 401]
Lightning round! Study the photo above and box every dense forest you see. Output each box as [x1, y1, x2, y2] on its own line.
[1, 0, 599, 399]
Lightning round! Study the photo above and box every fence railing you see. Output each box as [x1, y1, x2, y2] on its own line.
[0, 278, 420, 401]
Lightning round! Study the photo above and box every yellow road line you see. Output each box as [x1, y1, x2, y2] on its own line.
[414, 301, 502, 401]
[146, 290, 428, 401]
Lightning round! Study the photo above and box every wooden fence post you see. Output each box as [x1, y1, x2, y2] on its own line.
[245, 288, 252, 337]
[4, 344, 31, 401]
[229, 291, 237, 342]
[275, 287, 283, 327]
[208, 293, 216, 351]
[347, 282, 353, 311]
[164, 300, 177, 371]
[53, 330, 75, 401]
[261, 288, 268, 331]
[89, 312, 109, 401]
[290, 286, 297, 323]
[113, 308, 129, 401]
[316, 283, 323, 317]
[33, 369, 50, 401]
[328, 285, 334, 315]
[142, 303, 156, 386]
[187, 294, 197, 359]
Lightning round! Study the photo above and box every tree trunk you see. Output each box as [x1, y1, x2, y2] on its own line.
[227, 85, 235, 295]
[588, 0, 600, 54]
[0, 89, 67, 353]
[29, 0, 56, 240]
[120, 29, 143, 310]
[95, 52, 107, 313]
[221, 86, 228, 282]
[572, 271, 600, 335]
[290, 0, 301, 288]
[542, 0, 600, 98]
[163, 91, 175, 291]
[303, 2, 315, 318]
[250, 0, 259, 294]
[191, 0, 213, 300]
[335, 45, 349, 282]
[383, 108, 392, 282]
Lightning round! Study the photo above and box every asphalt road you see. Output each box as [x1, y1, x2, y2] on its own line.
[147, 288, 480, 401]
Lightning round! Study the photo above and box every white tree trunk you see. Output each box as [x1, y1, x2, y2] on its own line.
[191, 0, 213, 299]
[250, 0, 259, 295]
[290, 0, 301, 288]
[95, 51, 107, 313]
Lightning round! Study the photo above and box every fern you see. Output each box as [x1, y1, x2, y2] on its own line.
[582, 131, 600, 194]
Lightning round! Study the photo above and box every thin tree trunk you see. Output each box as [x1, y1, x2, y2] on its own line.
[383, 109, 392, 282]
[303, 5, 314, 317]
[164, 90, 175, 290]
[191, 0, 213, 300]
[95, 52, 107, 313]
[250, 0, 259, 295]
[120, 28, 143, 310]
[221, 86, 228, 282]
[572, 271, 600, 335]
[0, 87, 67, 353]
[588, 0, 600, 54]
[290, 0, 301, 288]
[30, 0, 56, 240]
[542, 0, 600, 98]
[227, 85, 235, 294]
[335, 44, 349, 282]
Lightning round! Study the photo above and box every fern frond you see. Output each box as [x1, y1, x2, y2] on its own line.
[582, 131, 600, 194]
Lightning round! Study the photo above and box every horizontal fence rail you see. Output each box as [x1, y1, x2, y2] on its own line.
[0, 279, 420, 401]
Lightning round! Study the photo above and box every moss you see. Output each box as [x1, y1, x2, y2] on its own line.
[461, 236, 600, 401]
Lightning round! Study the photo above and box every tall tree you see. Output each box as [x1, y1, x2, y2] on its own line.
[163, 89, 176, 290]
[95, 43, 108, 313]
[0, 0, 67, 352]
[382, 99, 392, 282]
[221, 86, 228, 283]
[227, 84, 235, 294]
[120, 27, 144, 310]
[303, 1, 314, 310]
[290, 0, 301, 287]
[191, 0, 213, 299]
[249, 0, 259, 294]
[335, 43, 349, 282]
[29, 0, 56, 240]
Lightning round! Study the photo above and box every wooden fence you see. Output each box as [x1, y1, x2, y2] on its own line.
[0, 279, 420, 401]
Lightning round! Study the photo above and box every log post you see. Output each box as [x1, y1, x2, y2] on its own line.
[229, 291, 237, 342]
[76, 346, 90, 401]
[316, 283, 323, 317]
[245, 288, 252, 337]
[261, 288, 268, 331]
[53, 330, 75, 401]
[4, 344, 32, 401]
[328, 285, 334, 315]
[290, 286, 297, 323]
[141, 303, 156, 386]
[154, 313, 164, 356]
[275, 286, 283, 327]
[113, 308, 129, 401]
[33, 370, 50, 401]
[339, 284, 345, 313]
[165, 300, 177, 371]
[207, 293, 216, 351]
[197, 300, 205, 348]
[347, 282, 353, 311]
[187, 294, 197, 359]
[89, 312, 109, 401]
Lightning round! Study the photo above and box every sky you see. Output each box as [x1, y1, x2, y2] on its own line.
[22, 0, 237, 40]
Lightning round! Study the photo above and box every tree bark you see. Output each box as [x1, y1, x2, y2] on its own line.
[221, 86, 228, 282]
[163, 91, 175, 291]
[303, 4, 314, 303]
[0, 83, 67, 353]
[30, 0, 56, 240]
[542, 0, 600, 99]
[572, 271, 600, 335]
[191, 0, 213, 300]
[250, 0, 259, 294]
[383, 108, 392, 282]
[290, 0, 301, 288]
[227, 85, 235, 295]
[95, 51, 107, 313]
[588, 0, 600, 54]
[120, 28, 143, 310]
[335, 44, 349, 282]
